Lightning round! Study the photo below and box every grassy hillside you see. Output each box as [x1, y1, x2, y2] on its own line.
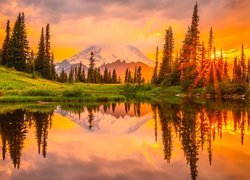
[0, 66, 127, 102]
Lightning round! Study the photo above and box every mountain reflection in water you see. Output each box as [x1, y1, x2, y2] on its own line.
[0, 101, 249, 180]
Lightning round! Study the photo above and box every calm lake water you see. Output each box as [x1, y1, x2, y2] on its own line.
[0, 101, 250, 180]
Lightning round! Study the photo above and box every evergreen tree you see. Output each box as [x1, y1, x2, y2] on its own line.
[68, 66, 74, 83]
[137, 66, 143, 85]
[134, 66, 138, 83]
[151, 46, 159, 84]
[118, 76, 121, 84]
[125, 68, 129, 83]
[208, 27, 213, 59]
[82, 68, 86, 83]
[158, 27, 174, 83]
[223, 60, 229, 82]
[87, 52, 95, 83]
[35, 27, 46, 76]
[180, 2, 200, 91]
[51, 52, 56, 80]
[8, 13, 29, 71]
[217, 49, 224, 81]
[232, 57, 241, 84]
[26, 50, 35, 73]
[59, 68, 67, 83]
[45, 24, 52, 79]
[128, 70, 132, 83]
[78, 62, 83, 82]
[1, 20, 11, 65]
[248, 58, 250, 86]
[112, 69, 117, 83]
[108, 71, 112, 83]
[96, 68, 101, 83]
[104, 67, 109, 83]
[240, 44, 247, 84]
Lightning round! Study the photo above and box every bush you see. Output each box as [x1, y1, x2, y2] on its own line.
[62, 88, 84, 97]
[0, 91, 4, 96]
[22, 89, 57, 96]
[220, 83, 246, 95]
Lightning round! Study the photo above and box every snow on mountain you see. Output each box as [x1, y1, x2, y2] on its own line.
[55, 45, 154, 73]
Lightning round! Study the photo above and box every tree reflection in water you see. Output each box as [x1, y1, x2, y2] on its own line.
[155, 101, 250, 180]
[0, 109, 54, 168]
[0, 101, 249, 179]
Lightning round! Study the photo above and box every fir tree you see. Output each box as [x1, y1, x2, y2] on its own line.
[232, 57, 241, 84]
[240, 44, 247, 84]
[217, 49, 224, 81]
[78, 62, 83, 82]
[180, 2, 200, 91]
[35, 27, 46, 76]
[223, 60, 229, 82]
[1, 20, 11, 65]
[112, 69, 117, 83]
[87, 52, 95, 83]
[134, 66, 138, 83]
[104, 67, 109, 83]
[125, 68, 129, 83]
[82, 68, 86, 83]
[59, 68, 67, 83]
[158, 27, 174, 83]
[137, 66, 143, 85]
[108, 71, 112, 83]
[26, 50, 35, 73]
[151, 46, 159, 84]
[128, 70, 132, 83]
[8, 13, 29, 71]
[45, 24, 52, 79]
[118, 76, 121, 84]
[248, 58, 250, 86]
[51, 53, 56, 80]
[208, 27, 213, 59]
[68, 66, 74, 83]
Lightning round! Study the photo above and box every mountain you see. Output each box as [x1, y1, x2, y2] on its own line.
[55, 45, 155, 82]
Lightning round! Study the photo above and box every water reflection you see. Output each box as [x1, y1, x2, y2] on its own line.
[0, 109, 53, 168]
[155, 101, 250, 180]
[0, 101, 249, 179]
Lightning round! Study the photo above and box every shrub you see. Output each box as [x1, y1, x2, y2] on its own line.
[0, 91, 4, 96]
[22, 89, 57, 96]
[62, 88, 84, 97]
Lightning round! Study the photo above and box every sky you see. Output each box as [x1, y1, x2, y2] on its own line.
[0, 0, 249, 62]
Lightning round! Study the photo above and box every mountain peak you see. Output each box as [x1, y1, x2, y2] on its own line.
[62, 45, 154, 68]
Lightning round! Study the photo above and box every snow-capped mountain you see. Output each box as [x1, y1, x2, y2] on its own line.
[56, 45, 154, 73]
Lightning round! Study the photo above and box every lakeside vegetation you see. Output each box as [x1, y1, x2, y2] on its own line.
[0, 66, 249, 103]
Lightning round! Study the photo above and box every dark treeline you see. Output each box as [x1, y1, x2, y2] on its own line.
[151, 2, 250, 94]
[0, 109, 53, 168]
[0, 13, 56, 80]
[124, 66, 145, 85]
[58, 59, 121, 84]
[58, 51, 146, 84]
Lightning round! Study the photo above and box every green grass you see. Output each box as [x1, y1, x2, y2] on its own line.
[0, 66, 128, 102]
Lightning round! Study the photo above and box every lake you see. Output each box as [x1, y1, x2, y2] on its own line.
[0, 101, 249, 180]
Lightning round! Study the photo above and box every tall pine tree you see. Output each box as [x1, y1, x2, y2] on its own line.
[1, 20, 11, 65]
[151, 46, 159, 84]
[87, 52, 95, 83]
[180, 2, 200, 91]
[158, 27, 174, 84]
[8, 13, 29, 71]
[35, 28, 46, 76]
